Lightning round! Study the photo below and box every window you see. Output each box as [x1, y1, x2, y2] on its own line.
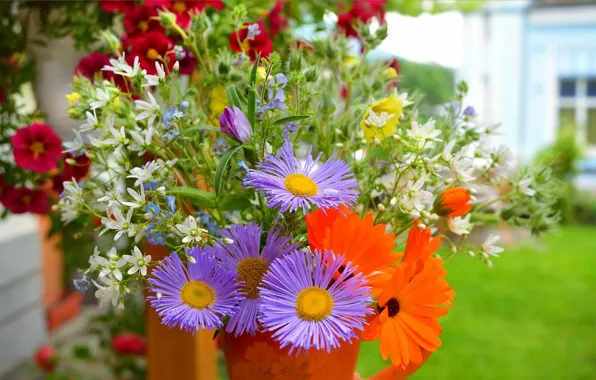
[558, 78, 596, 148]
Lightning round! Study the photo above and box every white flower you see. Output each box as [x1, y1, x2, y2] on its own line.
[61, 180, 84, 204]
[492, 145, 513, 170]
[135, 92, 160, 127]
[143, 62, 166, 87]
[102, 207, 135, 241]
[98, 188, 123, 209]
[448, 214, 472, 235]
[93, 276, 120, 308]
[441, 140, 456, 162]
[398, 177, 434, 216]
[87, 247, 103, 273]
[450, 156, 476, 182]
[103, 54, 142, 78]
[364, 110, 394, 129]
[101, 123, 130, 156]
[407, 119, 441, 148]
[121, 186, 146, 209]
[482, 235, 504, 257]
[176, 216, 206, 244]
[128, 161, 159, 187]
[91, 87, 111, 110]
[123, 246, 151, 276]
[398, 92, 413, 107]
[518, 176, 536, 197]
[80, 110, 98, 132]
[129, 127, 155, 156]
[98, 252, 127, 281]
[63, 129, 86, 155]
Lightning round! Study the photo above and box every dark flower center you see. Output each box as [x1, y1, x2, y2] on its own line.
[386, 297, 400, 317]
[237, 258, 269, 299]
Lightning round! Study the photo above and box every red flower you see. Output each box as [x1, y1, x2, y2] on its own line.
[0, 88, 6, 104]
[0, 176, 12, 204]
[3, 187, 49, 215]
[177, 48, 197, 75]
[34, 345, 58, 373]
[266, 0, 287, 35]
[337, 0, 386, 38]
[11, 123, 62, 173]
[169, 0, 224, 28]
[229, 21, 273, 61]
[126, 31, 175, 75]
[112, 333, 147, 356]
[99, 0, 135, 13]
[52, 153, 91, 194]
[124, 5, 164, 37]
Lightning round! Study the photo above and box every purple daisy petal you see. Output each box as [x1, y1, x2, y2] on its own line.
[148, 247, 244, 333]
[258, 250, 373, 353]
[243, 140, 359, 213]
[211, 222, 299, 336]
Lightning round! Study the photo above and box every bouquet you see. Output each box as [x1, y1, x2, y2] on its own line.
[57, 0, 559, 378]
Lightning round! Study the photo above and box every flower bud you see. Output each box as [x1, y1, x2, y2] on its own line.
[434, 187, 472, 218]
[173, 61, 180, 72]
[157, 9, 177, 30]
[377, 204, 386, 212]
[219, 106, 253, 143]
[304, 67, 319, 82]
[100, 31, 121, 54]
[188, 255, 196, 264]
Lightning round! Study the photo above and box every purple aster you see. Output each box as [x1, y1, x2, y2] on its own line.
[243, 140, 359, 213]
[147, 247, 244, 332]
[211, 222, 298, 336]
[258, 250, 372, 353]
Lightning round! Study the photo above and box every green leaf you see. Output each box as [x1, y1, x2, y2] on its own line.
[218, 194, 252, 211]
[71, 344, 93, 360]
[167, 187, 216, 208]
[247, 54, 260, 127]
[214, 145, 244, 198]
[272, 115, 309, 126]
[183, 125, 221, 135]
[226, 86, 242, 109]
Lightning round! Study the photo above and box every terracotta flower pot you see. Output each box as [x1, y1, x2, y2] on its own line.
[221, 329, 430, 380]
[46, 292, 84, 332]
[220, 330, 360, 380]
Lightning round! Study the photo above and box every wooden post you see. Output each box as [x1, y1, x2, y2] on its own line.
[145, 244, 218, 380]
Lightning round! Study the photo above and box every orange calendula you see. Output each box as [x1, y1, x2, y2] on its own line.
[434, 187, 472, 218]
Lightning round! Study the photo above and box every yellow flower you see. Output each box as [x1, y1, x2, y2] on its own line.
[256, 67, 267, 85]
[343, 55, 359, 67]
[73, 75, 80, 85]
[360, 94, 403, 143]
[384, 67, 399, 79]
[209, 86, 228, 116]
[112, 96, 121, 110]
[65, 92, 81, 105]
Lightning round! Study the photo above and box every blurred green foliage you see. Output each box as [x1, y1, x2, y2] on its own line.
[399, 60, 455, 107]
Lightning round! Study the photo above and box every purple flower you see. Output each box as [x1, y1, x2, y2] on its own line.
[258, 250, 372, 353]
[267, 73, 287, 102]
[147, 247, 244, 332]
[463, 105, 477, 117]
[219, 106, 252, 143]
[246, 23, 261, 41]
[212, 223, 298, 336]
[244, 140, 359, 213]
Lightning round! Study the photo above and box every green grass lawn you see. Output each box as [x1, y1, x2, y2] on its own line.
[356, 227, 596, 380]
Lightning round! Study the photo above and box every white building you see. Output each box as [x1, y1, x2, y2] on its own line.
[460, 0, 596, 187]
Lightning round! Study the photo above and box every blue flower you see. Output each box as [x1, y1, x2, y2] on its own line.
[173, 45, 187, 60]
[146, 223, 156, 238]
[145, 202, 161, 218]
[246, 23, 261, 40]
[237, 160, 250, 174]
[163, 108, 184, 128]
[167, 196, 176, 213]
[214, 138, 228, 156]
[223, 210, 241, 222]
[151, 232, 166, 246]
[198, 211, 213, 225]
[73, 276, 89, 292]
[162, 131, 180, 142]
[143, 181, 160, 191]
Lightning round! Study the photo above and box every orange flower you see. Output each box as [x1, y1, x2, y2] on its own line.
[362, 260, 452, 369]
[401, 223, 441, 275]
[434, 187, 472, 218]
[305, 207, 401, 287]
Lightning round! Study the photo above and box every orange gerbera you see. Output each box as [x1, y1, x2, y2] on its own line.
[434, 187, 472, 218]
[362, 260, 452, 369]
[305, 206, 401, 286]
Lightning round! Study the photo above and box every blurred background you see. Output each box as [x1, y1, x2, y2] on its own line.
[1, 0, 596, 379]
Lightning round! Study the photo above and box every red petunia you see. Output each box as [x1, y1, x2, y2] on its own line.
[177, 47, 197, 75]
[112, 333, 147, 356]
[99, 0, 135, 14]
[0, 175, 12, 204]
[34, 345, 58, 373]
[266, 0, 287, 35]
[124, 5, 164, 37]
[337, 0, 386, 38]
[169, 0, 225, 28]
[229, 21, 273, 61]
[2, 187, 49, 215]
[11, 123, 62, 174]
[126, 31, 175, 75]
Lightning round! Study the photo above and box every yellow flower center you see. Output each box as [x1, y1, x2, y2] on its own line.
[237, 258, 269, 299]
[284, 174, 318, 197]
[138, 20, 149, 32]
[296, 287, 333, 322]
[146, 48, 160, 61]
[180, 281, 215, 309]
[65, 92, 81, 105]
[30, 141, 45, 158]
[172, 1, 187, 12]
